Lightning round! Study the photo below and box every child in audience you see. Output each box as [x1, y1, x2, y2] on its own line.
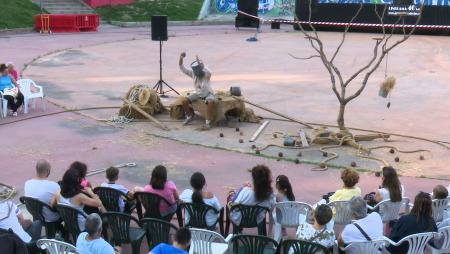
[275, 175, 295, 202]
[297, 204, 335, 252]
[433, 184, 449, 199]
[101, 167, 133, 212]
[70, 161, 91, 188]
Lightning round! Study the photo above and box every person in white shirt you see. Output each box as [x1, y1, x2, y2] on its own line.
[230, 165, 276, 228]
[374, 166, 404, 203]
[24, 159, 61, 223]
[296, 204, 335, 252]
[180, 172, 222, 227]
[76, 213, 116, 254]
[100, 167, 133, 212]
[0, 201, 42, 253]
[338, 197, 383, 253]
[179, 52, 215, 130]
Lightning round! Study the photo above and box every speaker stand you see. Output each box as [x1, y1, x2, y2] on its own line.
[153, 40, 179, 97]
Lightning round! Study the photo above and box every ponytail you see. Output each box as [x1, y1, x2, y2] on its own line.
[190, 172, 206, 204]
[192, 190, 204, 204]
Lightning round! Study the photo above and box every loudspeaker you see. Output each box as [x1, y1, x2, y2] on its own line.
[235, 0, 259, 28]
[151, 15, 168, 41]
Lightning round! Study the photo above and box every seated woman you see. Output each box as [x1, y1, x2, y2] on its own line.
[179, 172, 222, 227]
[230, 165, 276, 226]
[328, 168, 361, 203]
[134, 165, 179, 217]
[387, 192, 437, 254]
[0, 63, 24, 117]
[51, 168, 104, 231]
[297, 204, 335, 252]
[374, 166, 404, 203]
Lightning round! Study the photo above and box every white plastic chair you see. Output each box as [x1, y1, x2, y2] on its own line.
[367, 199, 402, 223]
[384, 232, 436, 254]
[0, 91, 7, 118]
[343, 240, 386, 254]
[17, 79, 45, 113]
[189, 228, 227, 254]
[428, 226, 450, 254]
[36, 239, 78, 254]
[432, 199, 449, 223]
[328, 201, 352, 225]
[273, 201, 313, 242]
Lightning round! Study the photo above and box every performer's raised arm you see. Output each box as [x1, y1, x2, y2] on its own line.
[179, 52, 193, 77]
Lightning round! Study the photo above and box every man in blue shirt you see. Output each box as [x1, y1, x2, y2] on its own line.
[76, 213, 115, 254]
[149, 227, 191, 254]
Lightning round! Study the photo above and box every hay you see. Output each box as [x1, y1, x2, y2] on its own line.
[170, 97, 188, 120]
[119, 85, 164, 119]
[379, 76, 396, 98]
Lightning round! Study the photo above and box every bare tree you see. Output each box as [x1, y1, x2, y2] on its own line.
[291, 2, 423, 132]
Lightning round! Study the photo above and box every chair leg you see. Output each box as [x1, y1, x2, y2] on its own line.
[131, 239, 143, 254]
[23, 99, 28, 114]
[42, 97, 46, 111]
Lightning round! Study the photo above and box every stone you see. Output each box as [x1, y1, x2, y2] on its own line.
[219, 133, 224, 138]
[395, 157, 400, 162]
[278, 152, 283, 157]
[351, 161, 357, 167]
[390, 148, 395, 154]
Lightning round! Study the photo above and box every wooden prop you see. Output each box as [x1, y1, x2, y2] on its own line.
[250, 120, 270, 142]
[122, 98, 170, 130]
[232, 96, 313, 129]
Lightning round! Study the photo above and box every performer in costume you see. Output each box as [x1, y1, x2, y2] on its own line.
[179, 52, 215, 130]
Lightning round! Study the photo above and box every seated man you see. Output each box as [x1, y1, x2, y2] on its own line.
[149, 227, 191, 254]
[338, 196, 383, 254]
[24, 159, 61, 223]
[76, 213, 116, 254]
[0, 200, 42, 253]
[100, 167, 134, 212]
[179, 52, 215, 130]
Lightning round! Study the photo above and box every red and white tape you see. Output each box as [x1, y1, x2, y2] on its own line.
[237, 10, 450, 30]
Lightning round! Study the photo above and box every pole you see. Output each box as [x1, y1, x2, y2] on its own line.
[121, 98, 169, 130]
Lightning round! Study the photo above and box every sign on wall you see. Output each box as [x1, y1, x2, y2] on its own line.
[213, 0, 295, 16]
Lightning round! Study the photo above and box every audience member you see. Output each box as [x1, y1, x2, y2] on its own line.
[0, 200, 42, 253]
[134, 165, 179, 216]
[328, 168, 361, 203]
[76, 213, 116, 254]
[6, 62, 19, 81]
[101, 167, 133, 212]
[275, 175, 295, 202]
[51, 168, 104, 231]
[388, 192, 438, 253]
[69, 161, 91, 188]
[0, 63, 24, 116]
[338, 197, 383, 252]
[24, 159, 61, 223]
[297, 204, 335, 251]
[433, 184, 449, 200]
[230, 165, 276, 225]
[180, 172, 222, 227]
[374, 166, 404, 203]
[149, 227, 191, 254]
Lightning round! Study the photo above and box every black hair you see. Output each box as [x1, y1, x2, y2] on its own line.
[251, 165, 273, 202]
[175, 227, 191, 247]
[411, 192, 434, 230]
[315, 204, 333, 226]
[381, 166, 402, 202]
[276, 175, 295, 201]
[0, 64, 7, 72]
[190, 172, 206, 204]
[60, 168, 82, 198]
[150, 165, 167, 190]
[106, 167, 119, 182]
[69, 161, 88, 179]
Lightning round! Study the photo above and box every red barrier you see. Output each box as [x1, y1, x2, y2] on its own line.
[82, 0, 134, 8]
[35, 14, 99, 33]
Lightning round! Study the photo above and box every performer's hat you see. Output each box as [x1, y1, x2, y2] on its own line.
[191, 60, 204, 77]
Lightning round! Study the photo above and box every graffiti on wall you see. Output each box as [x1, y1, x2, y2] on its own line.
[318, 0, 450, 5]
[213, 0, 294, 16]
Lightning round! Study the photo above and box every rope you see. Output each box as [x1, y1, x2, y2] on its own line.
[0, 183, 17, 203]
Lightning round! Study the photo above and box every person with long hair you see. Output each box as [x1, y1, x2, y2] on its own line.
[230, 165, 276, 225]
[275, 175, 295, 202]
[51, 168, 104, 231]
[69, 161, 91, 188]
[180, 172, 222, 227]
[134, 165, 180, 216]
[388, 192, 437, 253]
[375, 166, 404, 203]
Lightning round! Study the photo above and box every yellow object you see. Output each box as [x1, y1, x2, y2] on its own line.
[329, 187, 361, 203]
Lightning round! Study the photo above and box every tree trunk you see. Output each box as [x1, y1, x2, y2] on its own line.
[337, 103, 346, 130]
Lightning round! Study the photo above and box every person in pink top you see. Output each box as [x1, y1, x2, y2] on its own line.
[7, 62, 19, 81]
[134, 165, 179, 216]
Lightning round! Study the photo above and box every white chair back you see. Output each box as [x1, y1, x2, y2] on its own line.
[386, 232, 435, 254]
[16, 79, 45, 113]
[344, 240, 386, 254]
[401, 197, 411, 214]
[372, 199, 402, 222]
[432, 226, 450, 254]
[190, 228, 227, 254]
[432, 199, 449, 223]
[328, 201, 352, 225]
[275, 201, 313, 227]
[36, 239, 78, 254]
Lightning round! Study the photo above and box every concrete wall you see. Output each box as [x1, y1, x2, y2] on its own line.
[82, 0, 134, 8]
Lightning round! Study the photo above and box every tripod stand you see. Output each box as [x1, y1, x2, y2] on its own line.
[153, 40, 179, 97]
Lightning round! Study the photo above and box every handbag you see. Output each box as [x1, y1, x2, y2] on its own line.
[2, 87, 18, 98]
